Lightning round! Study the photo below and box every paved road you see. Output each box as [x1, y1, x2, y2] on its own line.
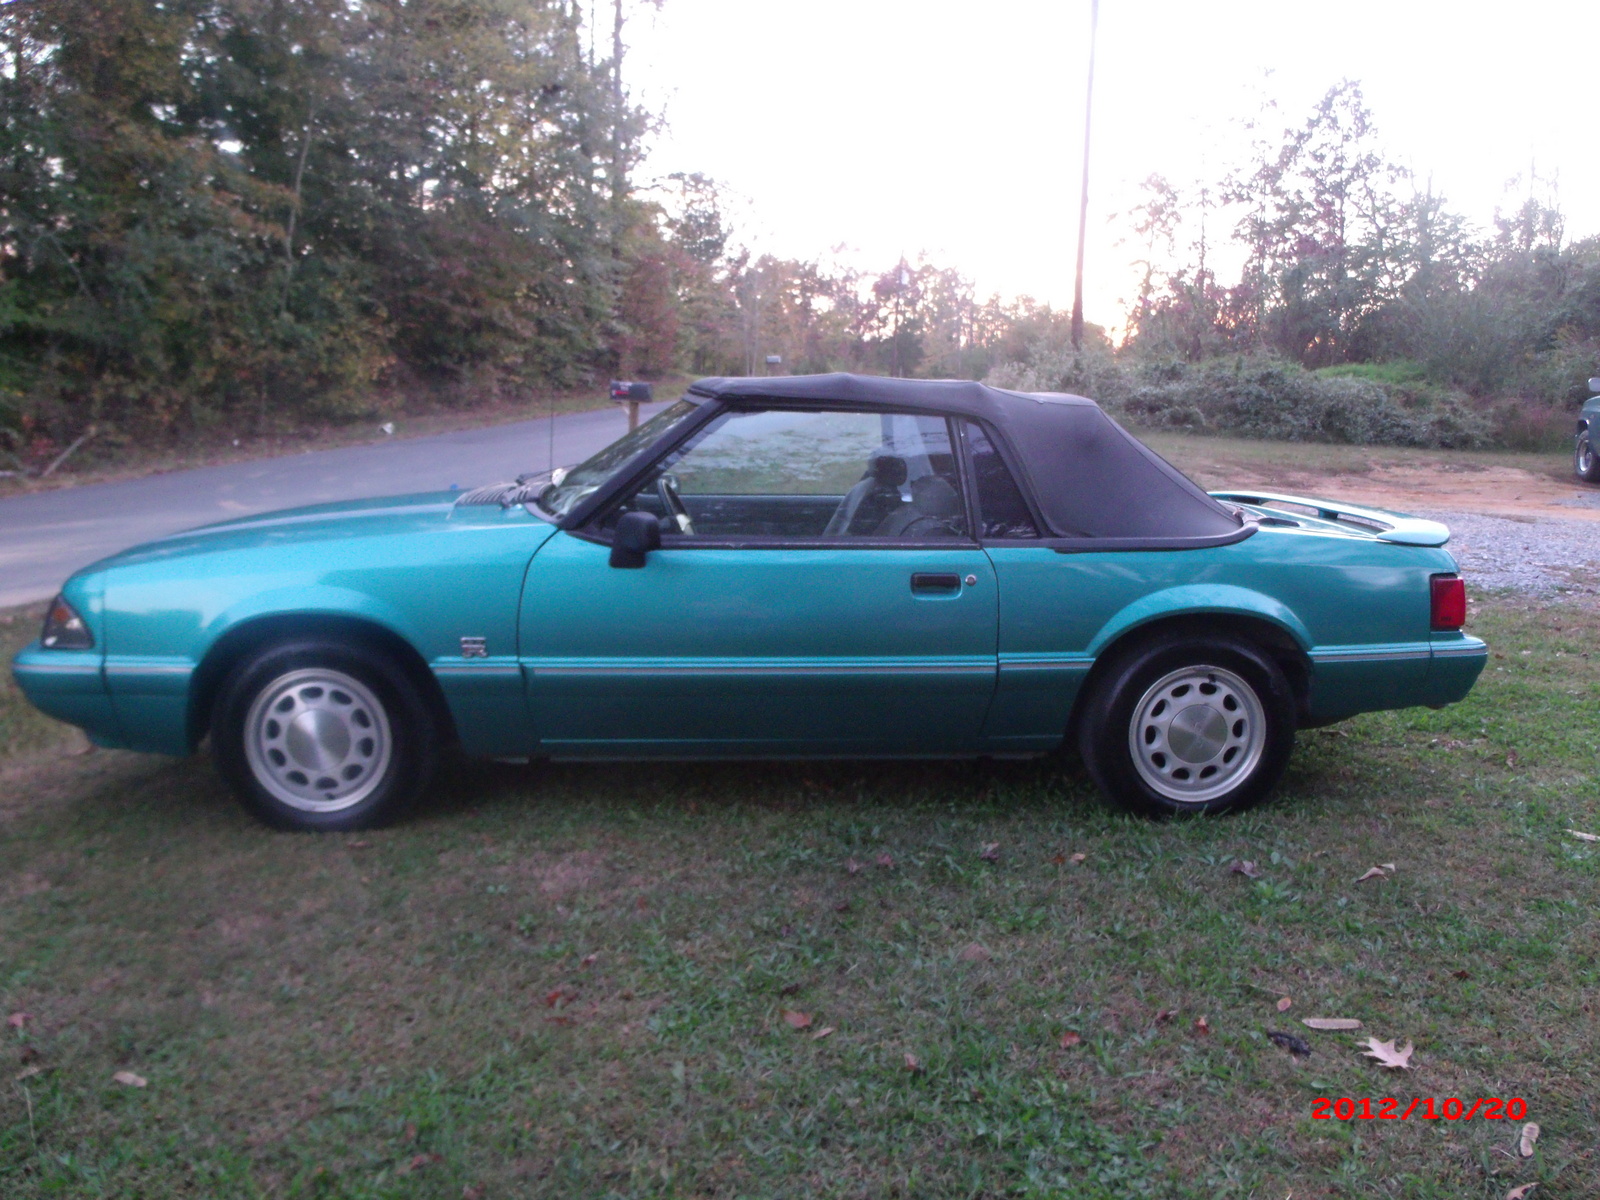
[0, 402, 669, 608]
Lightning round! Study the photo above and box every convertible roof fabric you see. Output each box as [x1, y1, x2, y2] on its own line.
[687, 373, 1240, 540]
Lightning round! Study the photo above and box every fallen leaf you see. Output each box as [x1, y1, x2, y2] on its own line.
[1506, 750, 1520, 768]
[979, 842, 1000, 862]
[1192, 1016, 1211, 1036]
[1506, 1184, 1537, 1199]
[1266, 1029, 1313, 1057]
[845, 858, 861, 875]
[6, 1012, 29, 1029]
[1452, 969, 1471, 980]
[833, 900, 851, 913]
[811, 1026, 835, 1041]
[404, 1122, 418, 1142]
[580, 953, 598, 968]
[903, 1052, 923, 1073]
[1380, 862, 1397, 872]
[112, 1070, 147, 1088]
[14, 1065, 45, 1081]
[1058, 1030, 1082, 1048]
[1360, 1037, 1415, 1069]
[403, 1152, 443, 1173]
[1230, 860, 1262, 878]
[1567, 829, 1600, 843]
[463, 1186, 487, 1200]
[1276, 996, 1292, 1012]
[347, 839, 369, 849]
[781, 1009, 812, 1030]
[1154, 1008, 1178, 1024]
[1050, 852, 1067, 865]
[1519, 1121, 1540, 1157]
[875, 852, 894, 869]
[1356, 866, 1388, 882]
[957, 942, 992, 963]
[778, 981, 801, 996]
[1302, 1017, 1363, 1031]
[543, 988, 574, 1008]
[1069, 852, 1086, 865]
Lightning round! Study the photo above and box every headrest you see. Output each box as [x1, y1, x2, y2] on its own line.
[870, 454, 908, 487]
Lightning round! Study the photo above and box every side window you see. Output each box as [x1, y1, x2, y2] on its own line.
[964, 422, 1040, 539]
[598, 408, 970, 541]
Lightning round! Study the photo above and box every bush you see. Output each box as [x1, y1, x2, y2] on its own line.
[988, 353, 1494, 449]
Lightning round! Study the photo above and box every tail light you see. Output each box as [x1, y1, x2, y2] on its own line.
[1430, 575, 1466, 631]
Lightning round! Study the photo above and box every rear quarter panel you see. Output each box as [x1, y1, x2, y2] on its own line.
[983, 526, 1465, 750]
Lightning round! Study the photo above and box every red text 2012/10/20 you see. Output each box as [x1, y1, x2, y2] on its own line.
[1312, 1097, 1529, 1121]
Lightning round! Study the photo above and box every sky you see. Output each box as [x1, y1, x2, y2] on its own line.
[626, 0, 1600, 334]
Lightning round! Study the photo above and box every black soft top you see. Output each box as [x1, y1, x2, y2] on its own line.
[687, 373, 1241, 542]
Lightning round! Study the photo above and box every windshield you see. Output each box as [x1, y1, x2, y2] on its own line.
[536, 399, 701, 519]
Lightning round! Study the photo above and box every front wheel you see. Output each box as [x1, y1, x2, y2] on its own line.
[1576, 433, 1600, 483]
[212, 639, 438, 831]
[1077, 635, 1296, 817]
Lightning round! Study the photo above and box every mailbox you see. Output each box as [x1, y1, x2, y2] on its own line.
[609, 380, 653, 430]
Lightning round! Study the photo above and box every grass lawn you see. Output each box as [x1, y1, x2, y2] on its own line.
[2, 595, 1598, 1199]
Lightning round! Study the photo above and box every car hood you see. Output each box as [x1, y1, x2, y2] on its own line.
[86, 491, 542, 572]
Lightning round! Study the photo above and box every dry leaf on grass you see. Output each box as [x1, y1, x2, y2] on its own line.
[112, 1071, 147, 1088]
[904, 1052, 923, 1073]
[957, 942, 992, 963]
[845, 858, 861, 875]
[1069, 852, 1086, 864]
[402, 1152, 442, 1173]
[1302, 1017, 1363, 1031]
[1192, 1016, 1211, 1036]
[1519, 1121, 1540, 1157]
[1356, 866, 1389, 882]
[781, 1009, 812, 1030]
[1276, 996, 1292, 1012]
[875, 852, 894, 869]
[1360, 1037, 1414, 1069]
[810, 1026, 835, 1041]
[1266, 1030, 1313, 1057]
[1058, 1031, 1082, 1049]
[1230, 860, 1262, 878]
[580, 953, 598, 968]
[978, 842, 1000, 862]
[1452, 969, 1471, 980]
[1154, 1008, 1177, 1024]
[14, 1065, 45, 1081]
[1506, 1184, 1537, 1199]
[6, 1012, 28, 1029]
[1567, 829, 1600, 843]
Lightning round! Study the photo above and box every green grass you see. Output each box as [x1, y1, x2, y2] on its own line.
[2, 598, 1598, 1198]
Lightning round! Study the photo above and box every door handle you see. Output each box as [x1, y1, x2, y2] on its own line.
[910, 572, 962, 594]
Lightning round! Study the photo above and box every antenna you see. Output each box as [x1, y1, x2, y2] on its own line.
[547, 386, 556, 472]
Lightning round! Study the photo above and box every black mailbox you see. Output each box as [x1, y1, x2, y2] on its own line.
[609, 380, 653, 401]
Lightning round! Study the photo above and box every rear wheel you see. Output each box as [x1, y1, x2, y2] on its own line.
[1077, 634, 1296, 817]
[212, 639, 437, 831]
[1576, 433, 1600, 483]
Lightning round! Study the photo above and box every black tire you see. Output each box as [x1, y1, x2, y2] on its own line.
[1077, 634, 1296, 818]
[211, 638, 438, 831]
[1576, 433, 1600, 483]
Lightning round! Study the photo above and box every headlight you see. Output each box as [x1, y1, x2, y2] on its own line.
[40, 595, 93, 650]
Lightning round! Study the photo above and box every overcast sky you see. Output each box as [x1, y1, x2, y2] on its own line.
[627, 0, 1600, 333]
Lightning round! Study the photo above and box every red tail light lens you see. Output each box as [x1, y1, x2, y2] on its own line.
[1430, 575, 1466, 631]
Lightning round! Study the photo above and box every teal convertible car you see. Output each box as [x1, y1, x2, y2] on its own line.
[14, 374, 1486, 830]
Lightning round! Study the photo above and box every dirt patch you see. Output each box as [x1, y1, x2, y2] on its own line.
[1186, 453, 1600, 522]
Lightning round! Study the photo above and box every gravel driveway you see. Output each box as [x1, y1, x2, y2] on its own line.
[1426, 510, 1600, 596]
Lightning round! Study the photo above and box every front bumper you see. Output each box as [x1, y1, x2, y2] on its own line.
[11, 643, 127, 748]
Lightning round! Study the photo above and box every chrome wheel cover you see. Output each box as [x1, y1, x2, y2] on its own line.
[1128, 664, 1266, 804]
[1579, 439, 1595, 475]
[243, 668, 392, 813]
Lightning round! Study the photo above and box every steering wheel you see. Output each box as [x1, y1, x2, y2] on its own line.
[657, 473, 693, 534]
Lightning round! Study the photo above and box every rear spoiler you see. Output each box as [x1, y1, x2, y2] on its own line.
[1210, 491, 1450, 547]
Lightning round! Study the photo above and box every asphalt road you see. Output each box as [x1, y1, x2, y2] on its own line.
[0, 402, 669, 608]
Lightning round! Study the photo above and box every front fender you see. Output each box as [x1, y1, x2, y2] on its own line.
[1085, 584, 1313, 657]
[201, 585, 422, 657]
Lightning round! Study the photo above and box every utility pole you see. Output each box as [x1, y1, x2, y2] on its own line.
[1070, 0, 1099, 353]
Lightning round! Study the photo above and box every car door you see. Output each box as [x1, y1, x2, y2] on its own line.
[520, 406, 999, 756]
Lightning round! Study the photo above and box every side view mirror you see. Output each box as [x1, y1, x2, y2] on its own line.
[1588, 377, 1600, 395]
[609, 510, 663, 568]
